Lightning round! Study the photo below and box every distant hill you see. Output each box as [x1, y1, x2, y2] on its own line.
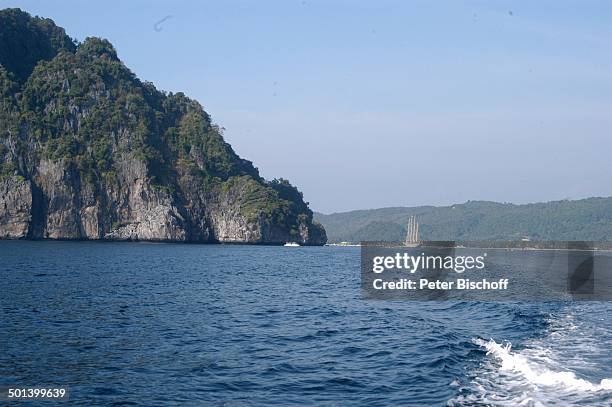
[314, 198, 612, 243]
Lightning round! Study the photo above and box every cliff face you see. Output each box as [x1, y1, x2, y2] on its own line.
[0, 9, 326, 245]
[0, 176, 31, 238]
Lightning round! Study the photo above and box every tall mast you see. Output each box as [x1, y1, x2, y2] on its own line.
[406, 215, 418, 245]
[405, 216, 411, 245]
[408, 216, 411, 243]
[405, 215, 419, 244]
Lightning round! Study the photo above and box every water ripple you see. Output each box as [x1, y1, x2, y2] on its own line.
[0, 242, 610, 406]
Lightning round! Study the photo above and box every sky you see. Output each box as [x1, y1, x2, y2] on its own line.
[3, 0, 612, 213]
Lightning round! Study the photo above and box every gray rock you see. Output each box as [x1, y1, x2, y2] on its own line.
[0, 176, 32, 238]
[0, 154, 326, 245]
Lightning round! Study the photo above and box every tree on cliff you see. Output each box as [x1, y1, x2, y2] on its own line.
[0, 8, 326, 244]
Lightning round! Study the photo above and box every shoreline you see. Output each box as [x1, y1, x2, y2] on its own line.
[329, 241, 612, 252]
[0, 238, 326, 247]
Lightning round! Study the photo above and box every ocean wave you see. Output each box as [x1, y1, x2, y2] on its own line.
[449, 302, 612, 406]
[473, 338, 612, 392]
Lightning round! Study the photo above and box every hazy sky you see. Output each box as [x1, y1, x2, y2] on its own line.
[4, 0, 612, 213]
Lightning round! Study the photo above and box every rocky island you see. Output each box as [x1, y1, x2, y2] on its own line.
[0, 9, 326, 245]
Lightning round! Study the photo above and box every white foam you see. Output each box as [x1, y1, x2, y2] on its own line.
[473, 338, 612, 392]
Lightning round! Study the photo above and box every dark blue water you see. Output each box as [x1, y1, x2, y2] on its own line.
[1, 242, 611, 406]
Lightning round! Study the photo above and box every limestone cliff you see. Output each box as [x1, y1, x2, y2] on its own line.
[0, 8, 326, 245]
[0, 176, 31, 238]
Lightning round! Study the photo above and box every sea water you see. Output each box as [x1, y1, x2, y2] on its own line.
[1, 241, 611, 406]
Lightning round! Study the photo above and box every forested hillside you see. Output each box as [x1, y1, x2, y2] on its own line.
[315, 198, 612, 243]
[0, 8, 326, 244]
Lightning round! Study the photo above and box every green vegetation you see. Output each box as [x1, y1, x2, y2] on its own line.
[214, 176, 311, 233]
[351, 221, 406, 242]
[0, 8, 320, 236]
[0, 8, 75, 83]
[315, 198, 612, 243]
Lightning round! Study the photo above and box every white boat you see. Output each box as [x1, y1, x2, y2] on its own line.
[284, 242, 300, 247]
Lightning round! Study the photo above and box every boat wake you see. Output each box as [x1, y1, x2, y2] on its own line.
[449, 306, 612, 406]
[473, 338, 612, 392]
